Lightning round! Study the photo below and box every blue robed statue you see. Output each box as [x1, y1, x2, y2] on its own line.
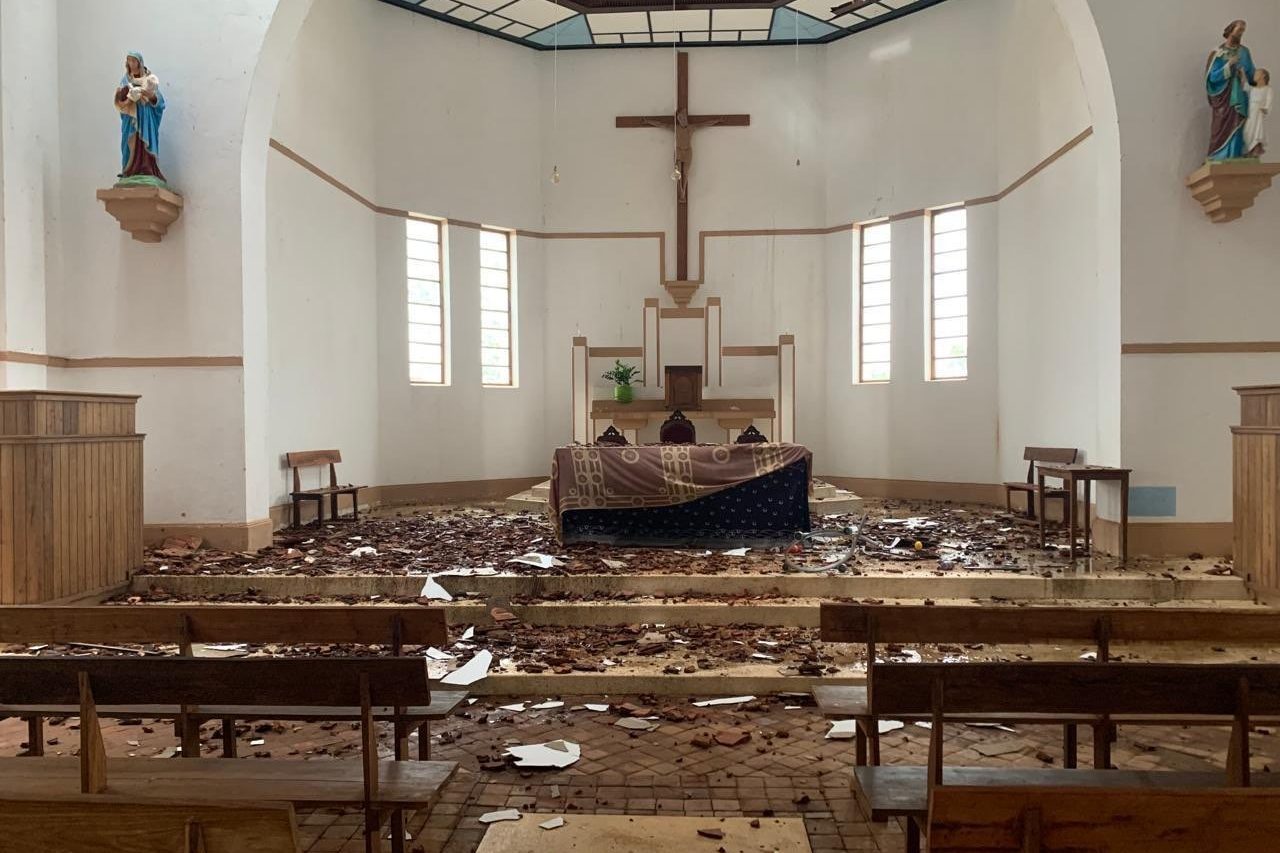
[113, 51, 167, 186]
[1206, 20, 1257, 161]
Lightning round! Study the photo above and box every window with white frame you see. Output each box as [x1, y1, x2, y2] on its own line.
[406, 218, 446, 385]
[857, 222, 892, 383]
[930, 207, 968, 380]
[479, 228, 514, 387]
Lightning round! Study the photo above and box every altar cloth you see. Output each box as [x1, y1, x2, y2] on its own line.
[549, 443, 812, 545]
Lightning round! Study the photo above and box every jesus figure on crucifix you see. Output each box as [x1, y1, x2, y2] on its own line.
[642, 108, 732, 204]
[617, 52, 750, 282]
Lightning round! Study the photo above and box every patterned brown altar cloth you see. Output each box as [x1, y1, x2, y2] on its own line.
[548, 443, 813, 539]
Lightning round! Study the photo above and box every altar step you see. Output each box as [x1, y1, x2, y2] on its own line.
[132, 572, 1252, 606]
[504, 479, 863, 516]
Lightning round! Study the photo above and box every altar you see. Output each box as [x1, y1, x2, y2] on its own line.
[549, 442, 812, 546]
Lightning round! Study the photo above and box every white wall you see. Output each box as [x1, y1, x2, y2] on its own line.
[34, 0, 284, 525]
[822, 0, 1004, 484]
[266, 0, 379, 506]
[366, 3, 550, 488]
[1090, 0, 1280, 523]
[261, 0, 1106, 500]
[995, 1, 1104, 480]
[0, 0, 1134, 531]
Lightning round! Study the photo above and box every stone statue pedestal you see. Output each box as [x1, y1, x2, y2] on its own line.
[1186, 160, 1280, 223]
[96, 185, 184, 243]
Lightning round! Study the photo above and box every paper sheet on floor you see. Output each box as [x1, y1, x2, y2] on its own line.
[505, 740, 581, 769]
[441, 650, 492, 686]
[692, 696, 755, 707]
[826, 720, 858, 740]
[507, 552, 565, 569]
[419, 577, 452, 601]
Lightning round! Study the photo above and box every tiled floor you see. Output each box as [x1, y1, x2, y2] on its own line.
[3, 696, 1273, 852]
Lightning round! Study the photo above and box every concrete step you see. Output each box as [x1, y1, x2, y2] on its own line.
[503, 479, 863, 516]
[504, 491, 545, 513]
[130, 570, 1252, 605]
[810, 490, 862, 516]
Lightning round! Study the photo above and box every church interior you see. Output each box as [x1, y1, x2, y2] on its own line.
[3, 0, 1280, 851]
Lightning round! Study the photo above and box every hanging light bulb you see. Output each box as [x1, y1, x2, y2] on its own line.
[551, 164, 561, 185]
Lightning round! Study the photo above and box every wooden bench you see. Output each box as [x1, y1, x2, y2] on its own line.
[287, 449, 366, 526]
[928, 786, 1280, 852]
[1003, 446, 1076, 519]
[857, 661, 1280, 853]
[815, 602, 1280, 768]
[0, 605, 465, 760]
[0, 795, 303, 852]
[0, 656, 457, 853]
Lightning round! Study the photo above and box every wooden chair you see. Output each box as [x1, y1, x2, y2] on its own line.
[859, 661, 1279, 853]
[0, 796, 303, 853]
[659, 410, 696, 444]
[815, 602, 1280, 769]
[1003, 446, 1077, 520]
[595, 425, 628, 446]
[0, 605, 465, 761]
[286, 450, 366, 527]
[735, 425, 767, 444]
[928, 786, 1280, 853]
[0, 656, 457, 853]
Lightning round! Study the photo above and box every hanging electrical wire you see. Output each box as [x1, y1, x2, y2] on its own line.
[550, 0, 562, 184]
[670, 0, 681, 183]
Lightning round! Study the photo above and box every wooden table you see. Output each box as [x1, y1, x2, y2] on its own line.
[1037, 464, 1131, 562]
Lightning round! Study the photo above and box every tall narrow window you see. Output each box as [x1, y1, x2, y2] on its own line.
[857, 222, 892, 383]
[479, 228, 514, 386]
[930, 207, 968, 380]
[406, 218, 446, 385]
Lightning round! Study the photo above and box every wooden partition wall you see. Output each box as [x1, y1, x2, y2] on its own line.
[0, 391, 143, 603]
[1233, 384, 1280, 601]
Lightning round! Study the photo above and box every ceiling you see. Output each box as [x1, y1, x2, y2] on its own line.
[377, 0, 947, 50]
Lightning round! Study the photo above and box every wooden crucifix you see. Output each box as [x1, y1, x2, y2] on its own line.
[616, 51, 750, 282]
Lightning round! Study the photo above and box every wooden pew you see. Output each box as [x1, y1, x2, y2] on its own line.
[0, 656, 457, 853]
[815, 602, 1280, 767]
[0, 605, 465, 760]
[928, 786, 1280, 852]
[0, 795, 303, 852]
[858, 661, 1280, 853]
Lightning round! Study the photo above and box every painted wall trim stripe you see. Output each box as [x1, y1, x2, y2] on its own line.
[1, 351, 243, 369]
[1122, 342, 1280, 354]
[269, 123, 1094, 282]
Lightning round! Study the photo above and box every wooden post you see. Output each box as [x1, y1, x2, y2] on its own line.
[865, 614, 880, 766]
[360, 674, 382, 853]
[25, 716, 44, 757]
[184, 820, 208, 853]
[178, 614, 201, 758]
[79, 671, 108, 794]
[1020, 807, 1043, 853]
[927, 678, 944, 788]
[1228, 676, 1252, 787]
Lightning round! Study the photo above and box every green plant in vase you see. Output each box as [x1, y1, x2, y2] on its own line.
[602, 360, 640, 404]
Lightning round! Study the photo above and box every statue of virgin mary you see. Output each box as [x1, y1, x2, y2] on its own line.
[114, 51, 167, 185]
[1206, 20, 1256, 161]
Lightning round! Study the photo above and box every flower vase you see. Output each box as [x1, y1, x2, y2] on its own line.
[613, 384, 634, 404]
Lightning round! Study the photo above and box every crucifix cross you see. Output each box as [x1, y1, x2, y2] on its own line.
[616, 51, 750, 282]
